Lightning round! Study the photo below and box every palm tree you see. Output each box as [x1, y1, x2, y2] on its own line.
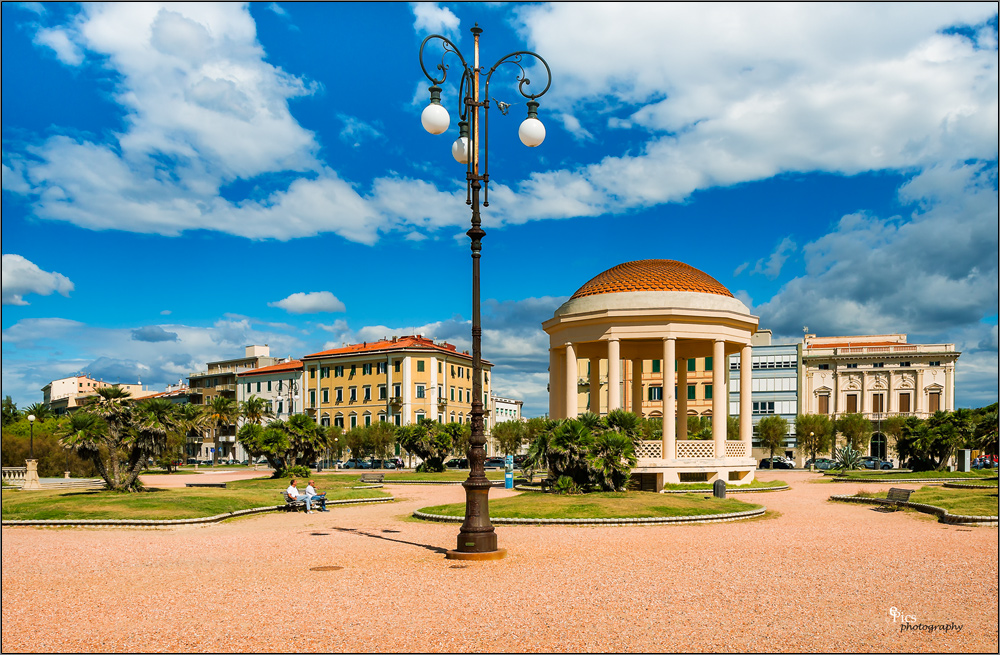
[241, 395, 273, 427]
[174, 403, 210, 463]
[23, 402, 54, 421]
[589, 431, 638, 492]
[606, 409, 641, 446]
[84, 386, 134, 488]
[123, 398, 177, 486]
[206, 396, 239, 465]
[55, 411, 105, 481]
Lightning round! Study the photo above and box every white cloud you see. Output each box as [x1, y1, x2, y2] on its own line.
[33, 27, 84, 65]
[269, 291, 346, 314]
[411, 2, 460, 36]
[751, 236, 797, 280]
[1, 254, 74, 306]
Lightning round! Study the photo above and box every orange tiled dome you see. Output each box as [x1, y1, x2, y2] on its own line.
[570, 260, 733, 300]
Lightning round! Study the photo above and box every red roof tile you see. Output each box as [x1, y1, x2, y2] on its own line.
[303, 336, 485, 364]
[570, 260, 733, 300]
[237, 360, 303, 377]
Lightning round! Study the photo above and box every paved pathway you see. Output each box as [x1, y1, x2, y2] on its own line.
[2, 471, 996, 652]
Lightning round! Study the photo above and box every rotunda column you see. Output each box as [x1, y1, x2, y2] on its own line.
[713, 339, 727, 457]
[549, 346, 563, 419]
[740, 344, 752, 457]
[589, 358, 601, 414]
[565, 342, 578, 418]
[662, 338, 676, 460]
[631, 359, 643, 417]
[677, 357, 688, 439]
[607, 338, 621, 411]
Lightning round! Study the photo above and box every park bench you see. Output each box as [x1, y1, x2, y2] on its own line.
[885, 487, 913, 511]
[360, 473, 384, 484]
[281, 491, 307, 512]
[185, 482, 227, 488]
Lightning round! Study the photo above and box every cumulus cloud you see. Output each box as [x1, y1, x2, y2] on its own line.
[131, 325, 179, 342]
[1, 254, 74, 305]
[750, 236, 797, 280]
[33, 26, 84, 65]
[411, 2, 460, 36]
[269, 291, 347, 314]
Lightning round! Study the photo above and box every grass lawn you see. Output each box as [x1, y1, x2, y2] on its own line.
[661, 479, 787, 491]
[139, 469, 200, 475]
[380, 470, 506, 482]
[857, 486, 998, 517]
[1, 475, 389, 521]
[419, 491, 760, 519]
[827, 469, 997, 479]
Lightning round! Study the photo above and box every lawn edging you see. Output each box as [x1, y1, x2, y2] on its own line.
[828, 476, 997, 484]
[0, 496, 395, 528]
[942, 482, 998, 490]
[828, 493, 998, 527]
[660, 485, 789, 494]
[412, 506, 766, 526]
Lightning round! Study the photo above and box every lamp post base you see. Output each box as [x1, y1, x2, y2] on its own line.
[22, 459, 42, 491]
[445, 548, 507, 561]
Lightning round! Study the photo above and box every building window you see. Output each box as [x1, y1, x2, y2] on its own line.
[277, 401, 283, 415]
[417, 360, 425, 372]
[752, 401, 775, 415]
[394, 360, 401, 373]
[846, 394, 859, 413]
[321, 416, 330, 427]
[898, 393, 911, 413]
[450, 387, 455, 401]
[364, 386, 371, 401]
[393, 384, 401, 398]
[705, 357, 713, 371]
[466, 390, 471, 403]
[394, 414, 401, 426]
[818, 395, 830, 415]
[705, 384, 713, 400]
[415, 412, 425, 423]
[350, 365, 356, 376]
[350, 415, 357, 429]
[322, 389, 329, 404]
[818, 364, 830, 370]
[929, 361, 941, 367]
[310, 368, 316, 379]
[687, 385, 696, 400]
[362, 363, 372, 375]
[247, 382, 252, 393]
[648, 386, 662, 401]
[364, 414, 371, 426]
[416, 385, 425, 399]
[846, 363, 858, 369]
[350, 388, 357, 402]
[379, 385, 387, 400]
[336, 388, 343, 403]
[267, 381, 272, 391]
[872, 393, 885, 413]
[651, 360, 661, 373]
[899, 361, 911, 368]
[335, 366, 345, 377]
[928, 392, 941, 413]
[438, 362, 443, 374]
[688, 359, 697, 372]
[872, 362, 884, 368]
[334, 416, 344, 428]
[322, 367, 330, 378]
[310, 390, 316, 407]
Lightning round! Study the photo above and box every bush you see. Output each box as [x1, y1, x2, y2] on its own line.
[276, 465, 312, 479]
[416, 460, 446, 473]
[552, 475, 582, 495]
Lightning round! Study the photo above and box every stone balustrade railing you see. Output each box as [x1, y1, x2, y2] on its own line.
[636, 441, 751, 459]
[3, 467, 27, 484]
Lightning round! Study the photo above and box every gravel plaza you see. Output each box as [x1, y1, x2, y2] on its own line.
[1, 470, 997, 653]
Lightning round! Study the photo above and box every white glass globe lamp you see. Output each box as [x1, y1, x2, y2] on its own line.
[518, 101, 545, 147]
[452, 120, 470, 163]
[421, 85, 450, 135]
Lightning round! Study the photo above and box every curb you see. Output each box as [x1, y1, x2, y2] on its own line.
[828, 494, 998, 527]
[660, 485, 789, 494]
[942, 482, 999, 490]
[1, 497, 395, 528]
[381, 480, 508, 486]
[828, 477, 996, 484]
[412, 507, 766, 526]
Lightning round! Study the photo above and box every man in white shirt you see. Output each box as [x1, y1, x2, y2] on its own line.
[305, 479, 329, 512]
[285, 479, 313, 514]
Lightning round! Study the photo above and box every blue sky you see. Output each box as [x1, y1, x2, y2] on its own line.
[2, 2, 997, 416]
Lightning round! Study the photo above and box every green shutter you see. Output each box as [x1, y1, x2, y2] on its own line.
[687, 385, 696, 400]
[652, 360, 661, 373]
[688, 359, 696, 372]
[705, 357, 713, 371]
[705, 384, 713, 399]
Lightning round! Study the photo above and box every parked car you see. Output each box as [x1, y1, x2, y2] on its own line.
[862, 456, 893, 470]
[446, 458, 469, 469]
[806, 457, 837, 470]
[186, 457, 198, 465]
[759, 457, 793, 469]
[343, 458, 372, 469]
[483, 457, 506, 470]
[513, 454, 528, 466]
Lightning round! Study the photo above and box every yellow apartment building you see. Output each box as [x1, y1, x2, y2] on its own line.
[576, 356, 716, 420]
[301, 335, 493, 431]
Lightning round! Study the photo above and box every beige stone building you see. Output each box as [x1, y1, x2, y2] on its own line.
[301, 335, 492, 431]
[544, 260, 759, 487]
[42, 375, 156, 415]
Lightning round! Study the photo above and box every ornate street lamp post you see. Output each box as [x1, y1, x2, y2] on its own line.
[23, 413, 42, 490]
[418, 25, 551, 559]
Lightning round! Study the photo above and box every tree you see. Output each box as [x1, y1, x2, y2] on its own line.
[547, 420, 595, 488]
[240, 395, 273, 427]
[205, 396, 239, 464]
[492, 420, 526, 456]
[795, 414, 833, 465]
[836, 413, 873, 451]
[589, 431, 637, 492]
[53, 412, 103, 476]
[343, 426, 370, 463]
[441, 421, 471, 458]
[366, 421, 397, 463]
[132, 398, 179, 479]
[880, 415, 908, 465]
[687, 415, 712, 440]
[23, 402, 53, 421]
[973, 403, 998, 455]
[397, 418, 452, 472]
[727, 415, 740, 440]
[2, 396, 19, 427]
[237, 414, 329, 477]
[60, 386, 171, 491]
[174, 403, 211, 462]
[606, 409, 641, 446]
[757, 415, 789, 461]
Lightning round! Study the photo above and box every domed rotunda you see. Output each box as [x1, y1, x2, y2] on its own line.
[542, 260, 760, 487]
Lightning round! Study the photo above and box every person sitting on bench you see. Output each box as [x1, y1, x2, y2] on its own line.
[286, 479, 313, 514]
[305, 479, 329, 512]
